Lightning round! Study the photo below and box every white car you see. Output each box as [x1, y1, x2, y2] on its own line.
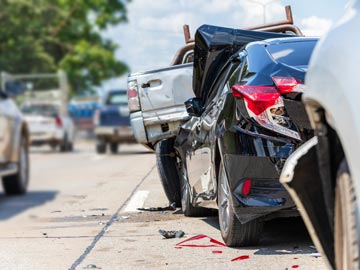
[0, 81, 30, 195]
[22, 102, 75, 152]
[280, 1, 360, 269]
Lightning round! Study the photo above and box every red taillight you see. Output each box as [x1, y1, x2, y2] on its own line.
[242, 179, 252, 195]
[272, 76, 300, 94]
[128, 89, 137, 98]
[231, 85, 280, 115]
[55, 116, 62, 127]
[128, 80, 140, 112]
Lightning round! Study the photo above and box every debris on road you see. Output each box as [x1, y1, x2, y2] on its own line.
[137, 202, 176, 212]
[85, 264, 101, 269]
[176, 234, 226, 248]
[159, 229, 185, 239]
[212, 250, 223, 254]
[311, 252, 321, 258]
[292, 265, 299, 269]
[121, 216, 130, 220]
[231, 255, 250, 262]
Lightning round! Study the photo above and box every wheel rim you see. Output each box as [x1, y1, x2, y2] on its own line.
[218, 165, 230, 235]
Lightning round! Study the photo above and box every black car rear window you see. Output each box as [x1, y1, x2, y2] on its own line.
[266, 40, 317, 67]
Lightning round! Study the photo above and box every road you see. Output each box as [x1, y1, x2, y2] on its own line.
[0, 141, 327, 270]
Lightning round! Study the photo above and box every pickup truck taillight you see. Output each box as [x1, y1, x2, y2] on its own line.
[128, 80, 140, 112]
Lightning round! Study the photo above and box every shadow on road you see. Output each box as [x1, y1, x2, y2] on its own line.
[0, 191, 57, 221]
[200, 216, 315, 255]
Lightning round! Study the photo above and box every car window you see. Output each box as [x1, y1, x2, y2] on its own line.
[266, 40, 317, 67]
[106, 93, 128, 105]
[204, 61, 240, 107]
[21, 104, 59, 116]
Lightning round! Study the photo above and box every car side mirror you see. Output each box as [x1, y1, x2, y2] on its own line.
[185, 97, 203, 117]
[3, 80, 25, 97]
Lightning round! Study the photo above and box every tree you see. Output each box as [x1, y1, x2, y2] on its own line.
[0, 0, 129, 93]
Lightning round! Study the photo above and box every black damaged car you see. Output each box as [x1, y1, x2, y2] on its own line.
[175, 25, 318, 246]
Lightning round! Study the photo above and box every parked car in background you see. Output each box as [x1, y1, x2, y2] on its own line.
[22, 102, 75, 152]
[280, 1, 360, 269]
[0, 80, 30, 195]
[94, 89, 135, 154]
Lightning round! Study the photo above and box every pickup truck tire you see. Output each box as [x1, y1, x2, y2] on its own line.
[218, 162, 263, 246]
[2, 137, 29, 195]
[156, 139, 181, 207]
[96, 137, 107, 154]
[110, 143, 118, 154]
[335, 159, 359, 270]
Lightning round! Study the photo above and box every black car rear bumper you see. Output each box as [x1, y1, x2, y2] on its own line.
[221, 130, 298, 224]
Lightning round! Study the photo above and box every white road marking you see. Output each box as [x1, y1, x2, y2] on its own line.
[91, 155, 106, 161]
[124, 190, 149, 212]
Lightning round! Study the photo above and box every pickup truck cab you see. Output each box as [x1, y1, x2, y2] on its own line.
[0, 80, 30, 195]
[94, 89, 135, 154]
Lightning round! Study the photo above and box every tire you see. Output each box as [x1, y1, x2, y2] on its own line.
[156, 139, 181, 207]
[2, 137, 29, 195]
[110, 143, 118, 154]
[60, 134, 69, 152]
[96, 137, 106, 154]
[68, 142, 74, 152]
[217, 162, 263, 246]
[178, 152, 212, 217]
[335, 159, 359, 270]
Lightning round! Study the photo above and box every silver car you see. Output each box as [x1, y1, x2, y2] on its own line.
[0, 81, 30, 195]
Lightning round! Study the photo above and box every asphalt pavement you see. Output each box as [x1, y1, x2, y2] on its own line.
[0, 140, 327, 270]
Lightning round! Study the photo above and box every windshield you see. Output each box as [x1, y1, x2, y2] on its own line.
[106, 92, 128, 105]
[21, 104, 59, 116]
[266, 40, 317, 67]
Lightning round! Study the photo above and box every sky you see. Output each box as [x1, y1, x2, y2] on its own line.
[101, 0, 348, 91]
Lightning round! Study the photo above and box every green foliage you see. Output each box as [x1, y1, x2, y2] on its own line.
[0, 0, 129, 93]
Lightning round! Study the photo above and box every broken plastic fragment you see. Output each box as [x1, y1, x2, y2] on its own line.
[176, 234, 226, 248]
[121, 216, 130, 220]
[311, 252, 321, 258]
[231, 255, 250, 262]
[159, 229, 185, 239]
[292, 265, 299, 269]
[137, 202, 176, 212]
[212, 250, 223, 254]
[85, 264, 99, 269]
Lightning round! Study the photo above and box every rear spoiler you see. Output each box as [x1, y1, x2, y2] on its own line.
[170, 5, 303, 66]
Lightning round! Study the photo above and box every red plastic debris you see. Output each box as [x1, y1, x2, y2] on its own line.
[231, 255, 250, 262]
[175, 234, 226, 248]
[292, 265, 299, 268]
[212, 250, 223, 254]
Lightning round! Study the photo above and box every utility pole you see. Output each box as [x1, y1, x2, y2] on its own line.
[246, 0, 282, 24]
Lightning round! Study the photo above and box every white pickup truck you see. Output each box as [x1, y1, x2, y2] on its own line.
[127, 28, 195, 205]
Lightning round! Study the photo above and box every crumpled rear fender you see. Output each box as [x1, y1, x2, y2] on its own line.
[280, 136, 334, 269]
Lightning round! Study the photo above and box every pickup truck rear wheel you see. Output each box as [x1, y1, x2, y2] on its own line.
[96, 137, 107, 154]
[156, 139, 181, 207]
[335, 159, 359, 270]
[218, 161, 263, 246]
[110, 143, 118, 154]
[2, 136, 29, 195]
